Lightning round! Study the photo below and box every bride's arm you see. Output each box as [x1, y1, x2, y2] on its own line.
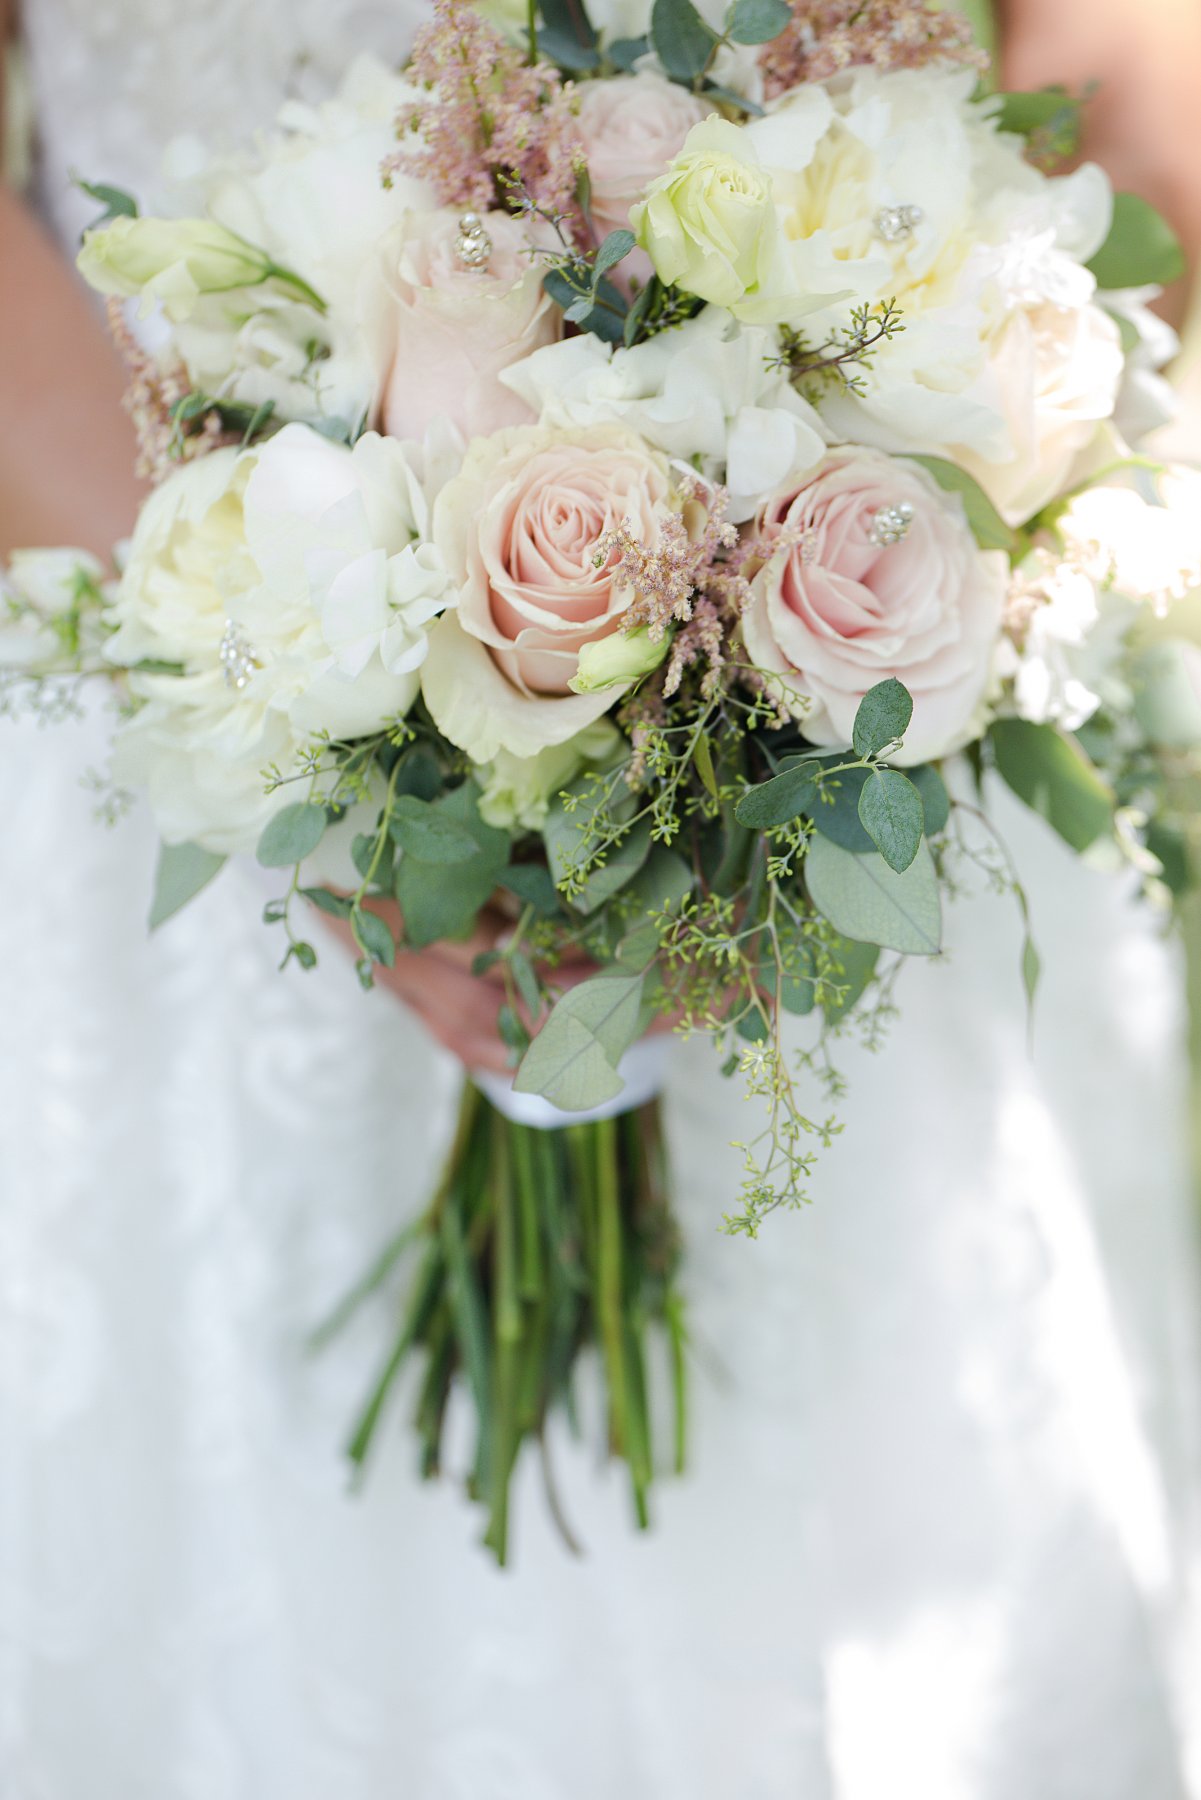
[0, 2, 143, 556]
[1002, 0, 1201, 322]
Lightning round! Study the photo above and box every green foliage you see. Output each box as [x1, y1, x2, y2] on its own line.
[993, 87, 1085, 163]
[73, 174, 139, 230]
[650, 0, 717, 79]
[852, 678, 913, 759]
[989, 718, 1115, 853]
[537, 0, 601, 68]
[395, 785, 510, 946]
[1087, 192, 1185, 291]
[735, 761, 819, 829]
[806, 835, 942, 954]
[857, 769, 924, 873]
[352, 904, 396, 968]
[904, 455, 1021, 553]
[910, 763, 950, 836]
[389, 794, 480, 864]
[515, 971, 646, 1110]
[256, 801, 328, 867]
[148, 841, 226, 929]
[724, 0, 791, 42]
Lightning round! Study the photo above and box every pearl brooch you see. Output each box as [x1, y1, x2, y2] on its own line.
[874, 203, 924, 244]
[455, 212, 493, 269]
[869, 502, 915, 548]
[218, 619, 260, 690]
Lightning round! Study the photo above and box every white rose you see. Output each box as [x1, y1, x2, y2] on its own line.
[503, 307, 828, 520]
[631, 117, 791, 319]
[105, 425, 451, 853]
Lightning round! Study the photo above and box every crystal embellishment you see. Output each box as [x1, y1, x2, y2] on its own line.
[218, 619, 259, 690]
[874, 203, 924, 243]
[455, 212, 493, 270]
[869, 502, 915, 548]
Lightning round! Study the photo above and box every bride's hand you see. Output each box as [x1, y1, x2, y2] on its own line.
[316, 901, 597, 1074]
[317, 899, 682, 1074]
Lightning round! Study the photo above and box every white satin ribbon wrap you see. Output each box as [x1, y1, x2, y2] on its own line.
[473, 1034, 671, 1130]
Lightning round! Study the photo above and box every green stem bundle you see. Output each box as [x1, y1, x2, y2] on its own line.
[322, 1080, 686, 1565]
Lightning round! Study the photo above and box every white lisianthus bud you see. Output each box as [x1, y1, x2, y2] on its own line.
[569, 624, 670, 694]
[476, 721, 624, 832]
[630, 117, 781, 317]
[77, 216, 320, 321]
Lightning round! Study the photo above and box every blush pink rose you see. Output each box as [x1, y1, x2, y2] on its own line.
[742, 450, 1006, 763]
[422, 423, 678, 759]
[371, 208, 560, 444]
[575, 73, 709, 293]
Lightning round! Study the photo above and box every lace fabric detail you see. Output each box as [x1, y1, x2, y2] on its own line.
[5, 4, 1201, 1792]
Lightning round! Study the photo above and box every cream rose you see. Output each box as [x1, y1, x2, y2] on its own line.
[960, 294, 1124, 525]
[370, 208, 561, 444]
[576, 73, 708, 291]
[630, 116, 784, 318]
[742, 450, 1006, 764]
[422, 423, 679, 760]
[105, 425, 451, 853]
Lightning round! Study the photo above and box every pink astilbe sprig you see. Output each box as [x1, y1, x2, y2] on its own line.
[759, 0, 986, 100]
[601, 475, 751, 700]
[105, 300, 225, 483]
[384, 0, 584, 226]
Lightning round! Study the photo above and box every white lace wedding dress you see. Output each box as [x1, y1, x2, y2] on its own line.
[4, 4, 1201, 1796]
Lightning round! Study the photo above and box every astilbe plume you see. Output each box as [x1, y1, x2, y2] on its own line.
[600, 477, 751, 700]
[384, 0, 583, 226]
[106, 300, 225, 483]
[759, 0, 987, 101]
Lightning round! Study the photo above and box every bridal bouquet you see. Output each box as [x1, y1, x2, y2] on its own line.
[6, 0, 1201, 1560]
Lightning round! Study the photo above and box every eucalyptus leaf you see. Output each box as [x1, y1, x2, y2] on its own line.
[256, 802, 329, 869]
[594, 229, 636, 279]
[514, 971, 646, 1111]
[539, 0, 599, 60]
[537, 23, 602, 66]
[990, 718, 1114, 853]
[510, 951, 542, 1022]
[810, 764, 874, 853]
[352, 905, 396, 968]
[806, 835, 942, 955]
[909, 763, 950, 836]
[725, 0, 791, 42]
[821, 935, 880, 1024]
[994, 87, 1082, 146]
[857, 768, 924, 873]
[499, 863, 562, 916]
[852, 678, 913, 759]
[905, 455, 1021, 554]
[650, 0, 717, 80]
[1088, 192, 1185, 291]
[621, 844, 695, 921]
[759, 924, 816, 1016]
[389, 794, 480, 865]
[395, 783, 509, 945]
[734, 761, 820, 829]
[607, 33, 650, 67]
[148, 841, 226, 929]
[300, 885, 353, 920]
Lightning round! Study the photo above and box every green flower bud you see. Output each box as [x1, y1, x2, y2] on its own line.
[569, 626, 670, 696]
